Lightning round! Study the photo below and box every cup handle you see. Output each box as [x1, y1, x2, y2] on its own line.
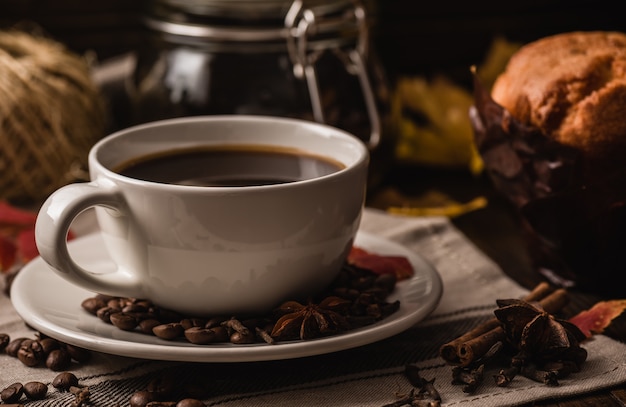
[35, 181, 143, 297]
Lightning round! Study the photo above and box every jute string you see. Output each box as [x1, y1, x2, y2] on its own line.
[0, 30, 106, 204]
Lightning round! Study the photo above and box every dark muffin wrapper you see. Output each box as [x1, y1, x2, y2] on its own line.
[470, 72, 626, 297]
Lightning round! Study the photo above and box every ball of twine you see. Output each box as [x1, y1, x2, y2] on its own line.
[0, 30, 106, 204]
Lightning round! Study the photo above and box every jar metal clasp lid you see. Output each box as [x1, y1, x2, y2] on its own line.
[285, 0, 381, 149]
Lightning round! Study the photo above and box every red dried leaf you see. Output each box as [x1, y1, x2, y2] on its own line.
[0, 201, 37, 227]
[0, 201, 40, 272]
[348, 246, 414, 280]
[0, 235, 17, 270]
[17, 229, 38, 263]
[569, 300, 626, 338]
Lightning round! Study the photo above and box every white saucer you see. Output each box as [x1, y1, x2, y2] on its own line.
[11, 231, 442, 363]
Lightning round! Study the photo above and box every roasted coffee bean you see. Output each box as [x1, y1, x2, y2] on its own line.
[156, 309, 183, 323]
[183, 379, 212, 399]
[374, 273, 397, 293]
[110, 312, 139, 331]
[38, 337, 61, 354]
[332, 287, 360, 300]
[52, 372, 79, 391]
[134, 299, 155, 309]
[146, 375, 176, 400]
[122, 302, 150, 313]
[81, 297, 108, 315]
[1, 383, 24, 403]
[46, 348, 72, 371]
[17, 339, 45, 367]
[0, 333, 9, 351]
[23, 381, 48, 400]
[95, 293, 116, 302]
[152, 323, 184, 340]
[139, 319, 162, 334]
[5, 337, 28, 356]
[184, 327, 220, 344]
[65, 344, 91, 363]
[177, 398, 206, 407]
[129, 390, 155, 407]
[96, 306, 117, 323]
[352, 275, 376, 291]
[204, 316, 226, 329]
[146, 402, 177, 407]
[230, 330, 255, 344]
[107, 298, 128, 310]
[209, 326, 229, 342]
[180, 318, 207, 330]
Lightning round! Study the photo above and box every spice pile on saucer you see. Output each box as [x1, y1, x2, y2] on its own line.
[80, 248, 414, 345]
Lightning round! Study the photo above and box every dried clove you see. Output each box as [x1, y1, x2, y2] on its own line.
[404, 364, 441, 402]
[381, 365, 442, 406]
[452, 364, 484, 393]
[69, 386, 90, 407]
[494, 365, 520, 387]
[520, 364, 559, 386]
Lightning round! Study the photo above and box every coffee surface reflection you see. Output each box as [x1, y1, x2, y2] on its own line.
[115, 145, 345, 187]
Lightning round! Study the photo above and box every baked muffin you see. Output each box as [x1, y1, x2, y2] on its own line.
[490, 31, 626, 179]
[471, 31, 626, 296]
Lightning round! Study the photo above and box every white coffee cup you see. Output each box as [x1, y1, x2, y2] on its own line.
[35, 115, 369, 316]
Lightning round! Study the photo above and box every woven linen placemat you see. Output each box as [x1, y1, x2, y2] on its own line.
[2, 207, 625, 407]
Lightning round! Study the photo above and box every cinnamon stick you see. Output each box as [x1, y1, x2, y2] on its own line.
[439, 282, 567, 366]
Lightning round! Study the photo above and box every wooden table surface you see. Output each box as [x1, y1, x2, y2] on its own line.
[367, 165, 626, 407]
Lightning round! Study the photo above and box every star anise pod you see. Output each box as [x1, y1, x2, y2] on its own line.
[271, 296, 351, 341]
[494, 298, 587, 371]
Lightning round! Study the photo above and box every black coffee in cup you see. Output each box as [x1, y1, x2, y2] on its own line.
[114, 145, 345, 187]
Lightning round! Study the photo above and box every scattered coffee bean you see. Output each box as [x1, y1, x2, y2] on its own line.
[146, 375, 177, 400]
[1, 383, 24, 403]
[184, 327, 220, 345]
[96, 306, 117, 323]
[0, 333, 10, 352]
[229, 330, 255, 344]
[129, 390, 155, 407]
[52, 372, 79, 391]
[38, 337, 61, 354]
[110, 312, 139, 331]
[180, 318, 206, 330]
[374, 273, 398, 293]
[23, 381, 48, 400]
[17, 339, 45, 367]
[1, 332, 91, 371]
[146, 401, 177, 407]
[177, 398, 206, 407]
[5, 337, 28, 357]
[128, 372, 210, 407]
[81, 297, 108, 315]
[152, 323, 184, 340]
[46, 348, 72, 371]
[65, 343, 92, 363]
[139, 319, 162, 334]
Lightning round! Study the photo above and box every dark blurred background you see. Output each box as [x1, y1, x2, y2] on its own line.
[2, 1, 625, 89]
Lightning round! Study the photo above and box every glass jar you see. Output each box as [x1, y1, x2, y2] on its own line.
[126, 0, 393, 188]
